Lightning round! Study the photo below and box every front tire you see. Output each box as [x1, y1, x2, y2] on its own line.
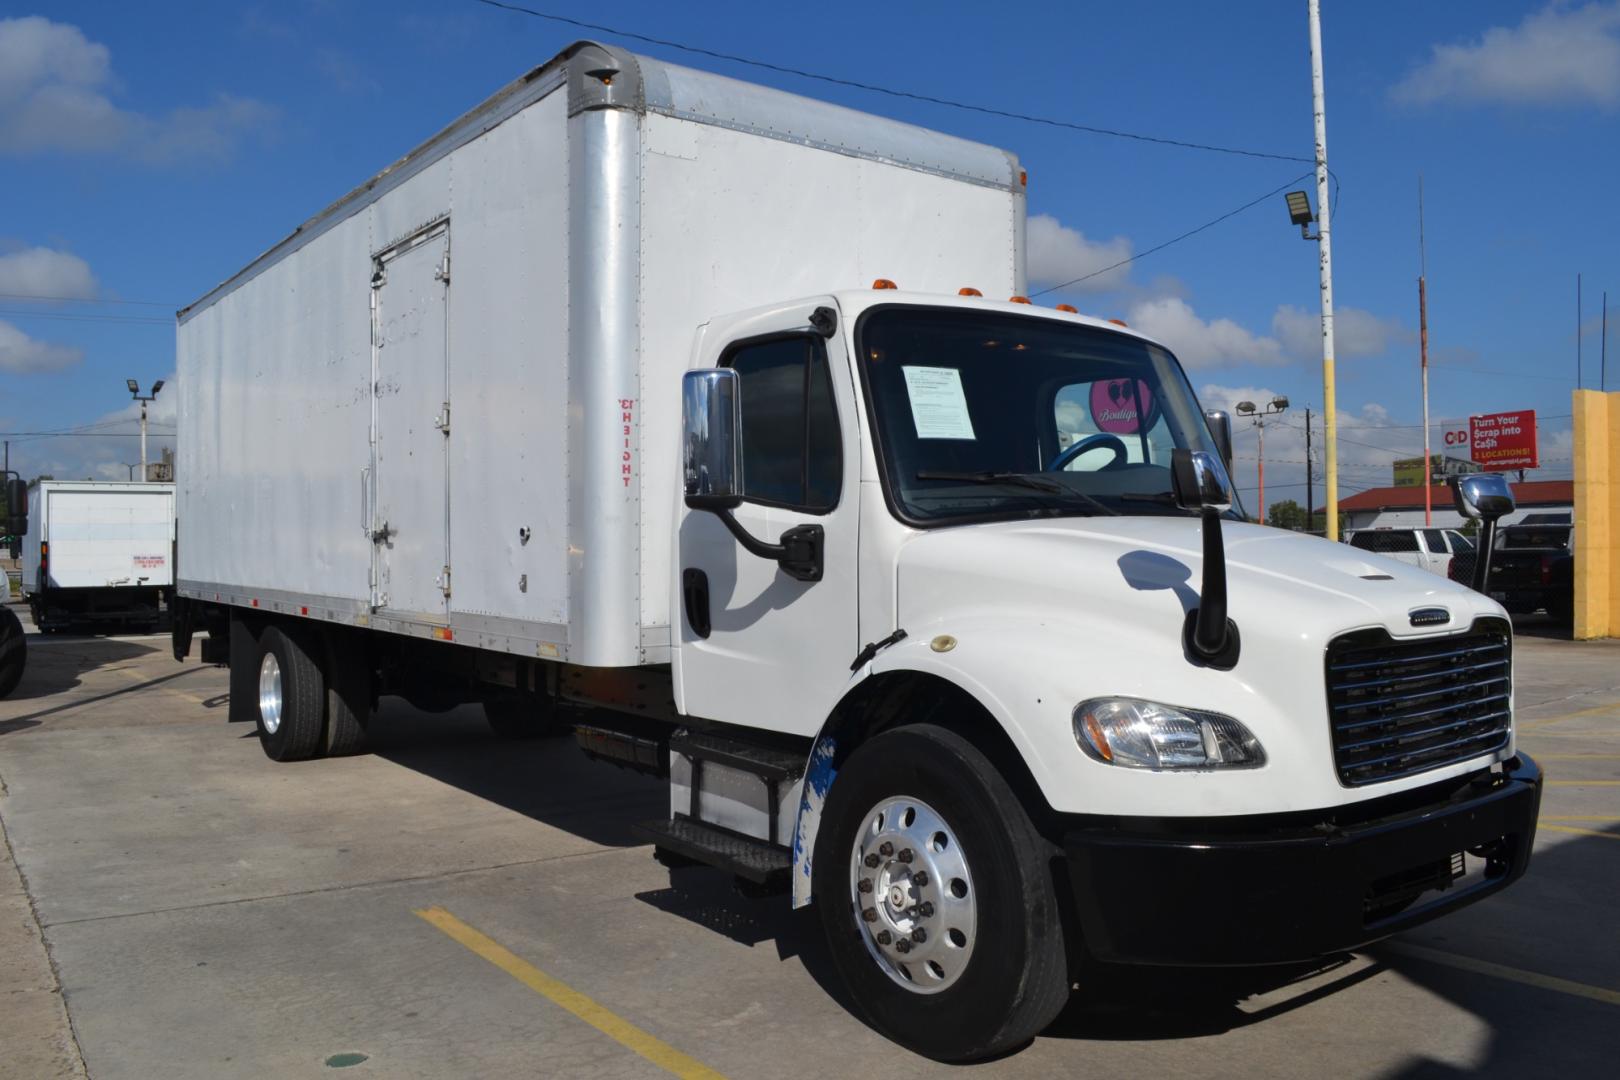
[254, 625, 325, 762]
[813, 724, 1069, 1061]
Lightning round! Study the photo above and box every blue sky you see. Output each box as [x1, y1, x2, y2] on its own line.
[2, 1, 1616, 508]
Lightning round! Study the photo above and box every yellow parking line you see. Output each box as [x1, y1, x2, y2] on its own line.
[414, 907, 727, 1080]
[1518, 702, 1620, 732]
[1540, 824, 1620, 841]
[1382, 942, 1620, 1007]
[114, 665, 213, 707]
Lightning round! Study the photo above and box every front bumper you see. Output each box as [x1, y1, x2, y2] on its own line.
[1062, 754, 1542, 966]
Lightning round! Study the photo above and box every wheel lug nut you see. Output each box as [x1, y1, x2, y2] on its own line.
[876, 930, 892, 946]
[861, 907, 878, 923]
[912, 871, 929, 887]
[864, 853, 880, 868]
[897, 848, 914, 863]
[912, 927, 927, 943]
[878, 842, 894, 857]
[857, 878, 873, 894]
[917, 901, 934, 918]
[895, 938, 913, 954]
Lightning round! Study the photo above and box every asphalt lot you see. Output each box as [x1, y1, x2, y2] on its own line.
[1, 608, 1617, 1079]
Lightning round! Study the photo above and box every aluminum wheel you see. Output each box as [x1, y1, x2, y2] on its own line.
[848, 795, 977, 994]
[258, 651, 284, 735]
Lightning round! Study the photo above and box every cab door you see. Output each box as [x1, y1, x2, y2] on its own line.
[673, 300, 860, 737]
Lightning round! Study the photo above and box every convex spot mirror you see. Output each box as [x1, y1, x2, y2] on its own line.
[1171, 449, 1234, 512]
[1450, 473, 1515, 522]
[682, 369, 742, 510]
[1203, 410, 1234, 472]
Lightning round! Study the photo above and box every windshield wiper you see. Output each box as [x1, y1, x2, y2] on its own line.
[914, 470, 1119, 516]
[1118, 491, 1178, 505]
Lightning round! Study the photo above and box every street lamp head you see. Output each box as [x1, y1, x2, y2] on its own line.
[1284, 191, 1314, 227]
[1270, 396, 1290, 412]
[126, 378, 139, 394]
[151, 379, 165, 396]
[1235, 400, 1257, 415]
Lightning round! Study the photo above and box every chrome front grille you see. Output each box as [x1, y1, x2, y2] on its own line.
[1325, 619, 1512, 786]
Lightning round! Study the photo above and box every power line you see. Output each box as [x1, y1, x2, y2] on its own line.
[470, 0, 1322, 168]
[0, 308, 171, 326]
[1032, 173, 1313, 295]
[0, 292, 176, 308]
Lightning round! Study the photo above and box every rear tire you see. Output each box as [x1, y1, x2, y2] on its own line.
[0, 607, 26, 698]
[813, 724, 1069, 1061]
[255, 624, 325, 762]
[321, 628, 372, 756]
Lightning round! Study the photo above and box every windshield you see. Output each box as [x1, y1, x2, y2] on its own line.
[856, 306, 1238, 525]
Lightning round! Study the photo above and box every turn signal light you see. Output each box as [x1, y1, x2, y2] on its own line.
[958, 287, 982, 297]
[1009, 296, 1032, 305]
[872, 278, 898, 290]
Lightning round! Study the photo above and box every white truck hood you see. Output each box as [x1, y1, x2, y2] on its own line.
[894, 515, 1500, 645]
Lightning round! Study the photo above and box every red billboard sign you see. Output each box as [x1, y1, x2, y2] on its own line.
[1469, 410, 1538, 471]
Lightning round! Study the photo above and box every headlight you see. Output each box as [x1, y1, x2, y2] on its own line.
[1074, 697, 1265, 770]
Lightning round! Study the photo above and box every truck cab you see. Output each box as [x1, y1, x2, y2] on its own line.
[666, 287, 1540, 1057]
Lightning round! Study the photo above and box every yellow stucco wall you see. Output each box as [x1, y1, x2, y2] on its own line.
[1572, 389, 1620, 639]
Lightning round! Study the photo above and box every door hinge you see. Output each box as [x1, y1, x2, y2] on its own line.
[434, 253, 450, 284]
[434, 403, 450, 434]
[438, 565, 452, 598]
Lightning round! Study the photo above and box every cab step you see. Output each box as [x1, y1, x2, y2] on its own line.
[636, 817, 791, 885]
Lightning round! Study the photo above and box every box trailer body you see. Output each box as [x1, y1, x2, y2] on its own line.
[175, 42, 1541, 1062]
[176, 42, 1022, 667]
[24, 481, 174, 630]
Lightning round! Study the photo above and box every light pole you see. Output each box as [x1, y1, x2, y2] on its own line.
[127, 379, 164, 482]
[1235, 397, 1290, 525]
[1281, 0, 1340, 540]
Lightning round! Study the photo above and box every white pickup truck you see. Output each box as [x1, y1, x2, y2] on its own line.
[1347, 526, 1475, 578]
[172, 41, 1543, 1062]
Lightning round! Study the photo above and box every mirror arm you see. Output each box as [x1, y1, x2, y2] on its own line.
[1184, 507, 1240, 669]
[687, 498, 824, 583]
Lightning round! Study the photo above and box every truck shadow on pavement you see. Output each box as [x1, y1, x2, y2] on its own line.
[370, 704, 668, 850]
[3, 635, 163, 704]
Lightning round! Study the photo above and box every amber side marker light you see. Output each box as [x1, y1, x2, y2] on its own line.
[1055, 304, 1078, 313]
[1108, 318, 1129, 327]
[872, 278, 898, 290]
[1009, 296, 1032, 305]
[958, 287, 982, 297]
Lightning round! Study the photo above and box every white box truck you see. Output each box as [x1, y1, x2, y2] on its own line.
[173, 42, 1541, 1061]
[22, 480, 174, 632]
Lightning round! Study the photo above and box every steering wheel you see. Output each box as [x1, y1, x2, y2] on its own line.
[1048, 432, 1129, 472]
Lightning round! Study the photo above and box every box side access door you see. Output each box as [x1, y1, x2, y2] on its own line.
[369, 221, 451, 620]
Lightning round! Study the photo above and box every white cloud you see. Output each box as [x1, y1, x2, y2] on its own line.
[1026, 214, 1132, 292]
[1271, 304, 1407, 360]
[0, 15, 275, 163]
[0, 319, 83, 372]
[0, 246, 96, 299]
[1392, 2, 1620, 108]
[10, 372, 177, 481]
[1127, 296, 1288, 368]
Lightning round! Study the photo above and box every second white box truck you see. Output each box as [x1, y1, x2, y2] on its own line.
[23, 480, 175, 632]
[174, 42, 1541, 1060]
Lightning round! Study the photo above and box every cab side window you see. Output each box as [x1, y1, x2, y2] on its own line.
[725, 336, 842, 512]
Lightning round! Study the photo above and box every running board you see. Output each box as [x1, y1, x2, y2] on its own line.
[636, 818, 791, 886]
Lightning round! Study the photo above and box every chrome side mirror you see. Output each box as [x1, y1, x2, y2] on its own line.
[682, 369, 742, 510]
[1450, 473, 1514, 522]
[1171, 449, 1233, 512]
[1203, 410, 1234, 473]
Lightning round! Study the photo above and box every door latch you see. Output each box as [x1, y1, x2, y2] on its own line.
[371, 520, 394, 544]
[433, 404, 450, 434]
[437, 565, 452, 598]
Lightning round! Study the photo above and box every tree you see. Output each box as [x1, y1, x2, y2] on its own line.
[1268, 499, 1308, 531]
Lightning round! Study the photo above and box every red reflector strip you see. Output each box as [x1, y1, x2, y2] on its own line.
[251, 598, 259, 608]
[300, 606, 309, 616]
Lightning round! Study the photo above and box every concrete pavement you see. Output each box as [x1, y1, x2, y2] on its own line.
[1, 613, 1617, 1078]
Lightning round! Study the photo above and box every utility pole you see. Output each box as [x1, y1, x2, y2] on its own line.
[1305, 407, 1314, 531]
[1308, 0, 1340, 540]
[1577, 274, 1583, 389]
[1604, 290, 1609, 391]
[1418, 175, 1432, 526]
[1235, 397, 1290, 525]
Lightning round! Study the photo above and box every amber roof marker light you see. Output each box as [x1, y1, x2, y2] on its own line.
[872, 278, 898, 290]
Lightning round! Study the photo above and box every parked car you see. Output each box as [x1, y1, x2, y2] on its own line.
[1346, 526, 1475, 578]
[1451, 522, 1574, 623]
